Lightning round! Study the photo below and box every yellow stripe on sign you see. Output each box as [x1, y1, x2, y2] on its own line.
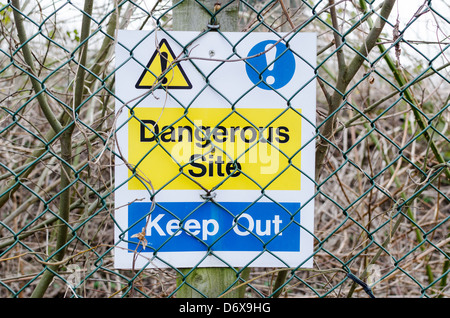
[127, 107, 302, 191]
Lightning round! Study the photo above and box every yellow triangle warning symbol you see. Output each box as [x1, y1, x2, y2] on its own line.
[135, 39, 192, 89]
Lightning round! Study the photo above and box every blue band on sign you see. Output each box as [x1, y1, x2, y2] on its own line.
[127, 201, 301, 252]
[245, 40, 296, 90]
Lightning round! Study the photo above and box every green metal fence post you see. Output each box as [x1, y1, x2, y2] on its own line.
[172, 0, 248, 298]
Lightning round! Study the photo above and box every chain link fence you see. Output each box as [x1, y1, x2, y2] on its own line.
[1, 0, 449, 298]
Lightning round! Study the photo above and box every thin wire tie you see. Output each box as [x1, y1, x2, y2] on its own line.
[200, 191, 217, 200]
[207, 23, 220, 30]
[207, 2, 221, 30]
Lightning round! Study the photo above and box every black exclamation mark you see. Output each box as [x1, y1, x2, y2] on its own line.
[160, 52, 168, 85]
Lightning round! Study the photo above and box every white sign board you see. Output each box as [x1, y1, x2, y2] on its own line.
[114, 30, 316, 269]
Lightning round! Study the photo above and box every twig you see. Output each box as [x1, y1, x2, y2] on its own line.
[30, 0, 94, 298]
[278, 0, 295, 29]
[315, 0, 397, 178]
[10, 0, 63, 134]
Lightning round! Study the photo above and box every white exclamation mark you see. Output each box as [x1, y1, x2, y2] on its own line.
[265, 43, 276, 85]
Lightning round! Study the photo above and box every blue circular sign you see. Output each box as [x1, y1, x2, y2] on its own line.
[245, 40, 296, 90]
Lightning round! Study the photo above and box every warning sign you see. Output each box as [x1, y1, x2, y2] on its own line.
[135, 39, 192, 89]
[114, 31, 316, 269]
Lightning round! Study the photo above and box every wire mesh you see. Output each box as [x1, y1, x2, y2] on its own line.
[0, 0, 449, 298]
